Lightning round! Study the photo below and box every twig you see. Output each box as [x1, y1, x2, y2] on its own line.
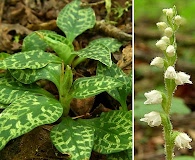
[95, 20, 132, 41]
[80, 0, 105, 7]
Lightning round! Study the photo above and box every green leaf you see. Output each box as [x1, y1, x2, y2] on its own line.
[22, 30, 53, 51]
[0, 50, 62, 69]
[50, 117, 94, 160]
[97, 62, 131, 107]
[89, 38, 122, 53]
[79, 111, 132, 154]
[0, 103, 8, 109]
[0, 95, 63, 150]
[0, 77, 54, 104]
[72, 75, 123, 99]
[106, 149, 132, 160]
[73, 43, 112, 66]
[0, 53, 10, 60]
[57, 0, 96, 42]
[10, 63, 61, 89]
[35, 31, 74, 64]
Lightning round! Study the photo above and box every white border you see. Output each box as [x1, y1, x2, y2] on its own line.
[132, 0, 135, 159]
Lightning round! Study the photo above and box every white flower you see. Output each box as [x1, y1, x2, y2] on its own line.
[161, 36, 170, 44]
[156, 40, 167, 50]
[140, 111, 161, 127]
[156, 22, 168, 31]
[150, 57, 164, 68]
[175, 132, 192, 149]
[166, 45, 176, 57]
[144, 90, 163, 104]
[174, 15, 183, 26]
[164, 27, 173, 37]
[163, 8, 174, 17]
[164, 66, 177, 79]
[175, 72, 193, 85]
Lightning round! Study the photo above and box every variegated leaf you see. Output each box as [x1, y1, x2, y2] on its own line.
[79, 111, 132, 154]
[89, 38, 122, 53]
[106, 149, 132, 160]
[0, 103, 8, 109]
[57, 0, 96, 42]
[0, 53, 10, 60]
[35, 31, 74, 63]
[0, 77, 54, 104]
[0, 50, 62, 69]
[73, 43, 112, 66]
[0, 95, 63, 150]
[50, 117, 94, 160]
[35, 31, 74, 51]
[10, 63, 61, 89]
[97, 62, 131, 107]
[22, 30, 54, 51]
[72, 75, 123, 99]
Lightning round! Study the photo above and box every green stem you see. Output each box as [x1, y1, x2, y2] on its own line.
[59, 64, 73, 117]
[163, 75, 176, 159]
[120, 100, 128, 111]
[72, 57, 87, 68]
[164, 79, 176, 114]
[161, 114, 174, 160]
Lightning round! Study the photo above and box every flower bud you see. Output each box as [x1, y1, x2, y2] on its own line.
[140, 111, 161, 127]
[175, 72, 193, 85]
[174, 15, 183, 26]
[164, 27, 173, 37]
[144, 90, 163, 104]
[156, 40, 167, 50]
[166, 45, 175, 57]
[164, 66, 177, 79]
[156, 22, 168, 31]
[150, 57, 164, 68]
[175, 132, 192, 149]
[161, 36, 170, 44]
[163, 8, 174, 17]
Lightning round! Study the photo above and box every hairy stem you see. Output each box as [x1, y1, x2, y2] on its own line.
[161, 114, 174, 160]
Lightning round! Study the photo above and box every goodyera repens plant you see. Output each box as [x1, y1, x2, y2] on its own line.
[140, 6, 192, 160]
[0, 0, 132, 159]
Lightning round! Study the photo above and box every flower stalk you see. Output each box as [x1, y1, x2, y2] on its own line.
[140, 6, 193, 159]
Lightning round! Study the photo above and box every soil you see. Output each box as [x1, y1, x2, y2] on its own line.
[0, 0, 132, 159]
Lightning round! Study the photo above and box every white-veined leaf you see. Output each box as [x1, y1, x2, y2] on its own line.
[97, 62, 131, 107]
[50, 117, 94, 160]
[89, 37, 122, 53]
[0, 50, 62, 69]
[73, 43, 112, 67]
[78, 110, 132, 154]
[10, 63, 61, 89]
[0, 95, 63, 150]
[72, 75, 123, 99]
[0, 77, 54, 104]
[57, 0, 96, 42]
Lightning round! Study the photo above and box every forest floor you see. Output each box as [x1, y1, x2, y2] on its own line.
[0, 0, 132, 159]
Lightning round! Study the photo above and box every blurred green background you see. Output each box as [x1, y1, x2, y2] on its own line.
[135, 0, 195, 63]
[135, 0, 195, 30]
